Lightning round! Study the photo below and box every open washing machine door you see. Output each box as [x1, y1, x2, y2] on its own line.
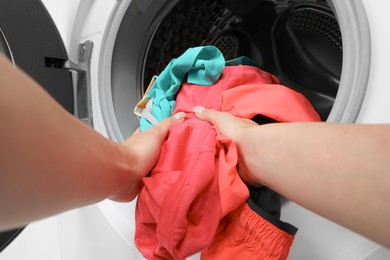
[0, 0, 75, 113]
[0, 0, 102, 257]
[0, 1, 144, 259]
[0, 0, 75, 253]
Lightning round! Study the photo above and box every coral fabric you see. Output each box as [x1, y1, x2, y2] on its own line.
[135, 65, 320, 260]
[201, 203, 295, 260]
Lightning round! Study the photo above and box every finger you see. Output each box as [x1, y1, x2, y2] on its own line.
[131, 127, 141, 136]
[193, 106, 219, 124]
[145, 111, 186, 141]
[193, 106, 258, 140]
[193, 106, 232, 132]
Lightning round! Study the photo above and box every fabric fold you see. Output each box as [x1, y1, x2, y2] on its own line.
[140, 46, 225, 131]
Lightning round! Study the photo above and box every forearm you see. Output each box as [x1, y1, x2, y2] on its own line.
[0, 56, 134, 229]
[239, 122, 390, 247]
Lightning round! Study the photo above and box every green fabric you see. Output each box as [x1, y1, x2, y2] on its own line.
[225, 56, 257, 67]
[140, 46, 225, 131]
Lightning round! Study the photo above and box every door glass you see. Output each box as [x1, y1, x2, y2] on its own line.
[0, 28, 12, 60]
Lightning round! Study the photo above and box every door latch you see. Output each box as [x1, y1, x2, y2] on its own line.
[45, 41, 94, 127]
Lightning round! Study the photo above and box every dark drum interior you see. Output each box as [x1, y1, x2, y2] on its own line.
[142, 0, 342, 121]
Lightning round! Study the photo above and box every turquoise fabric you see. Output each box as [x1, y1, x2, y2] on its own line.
[225, 56, 257, 67]
[140, 46, 225, 131]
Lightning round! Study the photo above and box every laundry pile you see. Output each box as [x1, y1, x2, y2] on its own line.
[134, 46, 320, 260]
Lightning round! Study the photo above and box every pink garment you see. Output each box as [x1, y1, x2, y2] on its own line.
[135, 65, 320, 260]
[201, 203, 296, 260]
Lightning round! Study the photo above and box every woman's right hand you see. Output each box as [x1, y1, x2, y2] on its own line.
[193, 106, 261, 186]
[195, 107, 390, 249]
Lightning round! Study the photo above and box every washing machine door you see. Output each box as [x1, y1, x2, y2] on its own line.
[0, 0, 75, 252]
[0, 0, 74, 112]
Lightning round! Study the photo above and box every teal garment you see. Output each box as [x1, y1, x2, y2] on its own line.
[140, 46, 225, 131]
[225, 56, 257, 67]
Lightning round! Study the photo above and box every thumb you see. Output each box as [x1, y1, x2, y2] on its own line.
[193, 106, 234, 135]
[193, 106, 257, 140]
[144, 111, 186, 141]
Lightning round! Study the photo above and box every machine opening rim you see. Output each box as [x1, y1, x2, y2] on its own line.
[94, 0, 371, 251]
[98, 0, 370, 143]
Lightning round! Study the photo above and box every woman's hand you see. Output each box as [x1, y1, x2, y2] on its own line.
[193, 106, 261, 186]
[112, 112, 186, 202]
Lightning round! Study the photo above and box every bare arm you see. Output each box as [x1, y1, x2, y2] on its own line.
[0, 55, 184, 230]
[193, 106, 390, 248]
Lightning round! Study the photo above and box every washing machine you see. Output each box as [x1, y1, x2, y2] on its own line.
[0, 0, 389, 259]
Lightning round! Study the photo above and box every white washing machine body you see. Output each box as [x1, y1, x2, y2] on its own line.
[1, 0, 390, 259]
